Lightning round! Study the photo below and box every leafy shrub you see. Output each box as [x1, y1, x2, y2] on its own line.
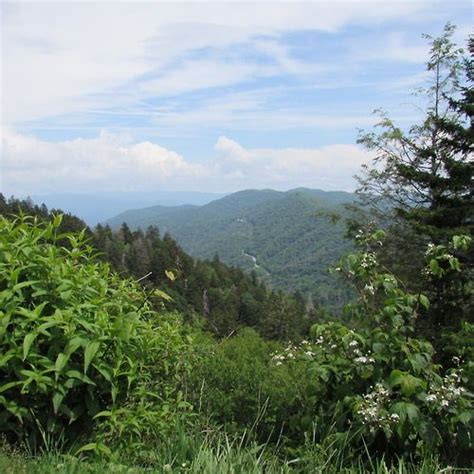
[269, 230, 473, 465]
[190, 328, 309, 443]
[0, 215, 194, 452]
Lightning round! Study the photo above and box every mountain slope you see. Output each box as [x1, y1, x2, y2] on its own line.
[107, 188, 356, 307]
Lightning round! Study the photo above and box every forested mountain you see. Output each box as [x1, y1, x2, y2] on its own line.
[107, 188, 356, 308]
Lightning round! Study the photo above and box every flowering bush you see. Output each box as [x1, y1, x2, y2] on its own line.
[269, 230, 473, 463]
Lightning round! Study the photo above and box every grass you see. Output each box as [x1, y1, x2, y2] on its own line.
[0, 434, 468, 474]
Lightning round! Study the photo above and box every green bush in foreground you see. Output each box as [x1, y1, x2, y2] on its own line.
[0, 215, 194, 452]
[266, 230, 473, 465]
[191, 327, 308, 443]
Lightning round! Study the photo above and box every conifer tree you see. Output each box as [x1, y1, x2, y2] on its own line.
[356, 25, 473, 333]
[357, 24, 472, 241]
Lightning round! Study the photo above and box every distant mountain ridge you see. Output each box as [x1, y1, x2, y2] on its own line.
[29, 191, 225, 225]
[106, 188, 356, 308]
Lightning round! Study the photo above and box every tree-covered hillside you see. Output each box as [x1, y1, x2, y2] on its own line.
[107, 188, 356, 308]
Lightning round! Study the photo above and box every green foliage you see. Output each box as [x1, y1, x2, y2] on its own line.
[267, 230, 473, 464]
[354, 25, 473, 335]
[0, 433, 455, 473]
[190, 328, 308, 443]
[0, 215, 193, 451]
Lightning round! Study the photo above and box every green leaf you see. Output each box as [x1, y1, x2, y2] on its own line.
[13, 280, 40, 292]
[0, 381, 22, 394]
[111, 384, 118, 404]
[153, 289, 173, 302]
[448, 257, 460, 271]
[388, 370, 425, 396]
[65, 370, 96, 386]
[52, 214, 63, 228]
[458, 411, 472, 424]
[418, 421, 441, 446]
[419, 294, 429, 310]
[23, 333, 38, 360]
[52, 392, 65, 414]
[0, 351, 16, 368]
[388, 369, 404, 388]
[165, 270, 176, 281]
[75, 443, 99, 455]
[65, 337, 86, 356]
[401, 375, 425, 397]
[391, 401, 420, 424]
[84, 341, 100, 373]
[92, 364, 112, 382]
[429, 259, 442, 277]
[453, 235, 471, 250]
[37, 319, 62, 335]
[55, 353, 70, 373]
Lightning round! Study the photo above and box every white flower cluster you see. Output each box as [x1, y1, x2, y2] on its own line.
[360, 252, 377, 269]
[354, 356, 375, 365]
[314, 334, 338, 351]
[300, 339, 316, 357]
[425, 243, 436, 256]
[314, 335, 324, 345]
[348, 340, 361, 356]
[347, 339, 375, 365]
[271, 339, 319, 366]
[364, 284, 375, 295]
[271, 341, 299, 366]
[356, 383, 396, 434]
[425, 370, 466, 411]
[452, 356, 462, 366]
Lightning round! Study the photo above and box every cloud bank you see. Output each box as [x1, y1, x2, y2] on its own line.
[1, 129, 371, 195]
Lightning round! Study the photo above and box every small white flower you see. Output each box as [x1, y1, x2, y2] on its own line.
[425, 243, 436, 255]
[364, 284, 375, 295]
[452, 356, 461, 366]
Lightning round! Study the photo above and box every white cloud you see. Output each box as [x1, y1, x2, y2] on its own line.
[1, 128, 372, 195]
[211, 136, 372, 191]
[139, 59, 276, 97]
[1, 0, 430, 125]
[0, 128, 208, 195]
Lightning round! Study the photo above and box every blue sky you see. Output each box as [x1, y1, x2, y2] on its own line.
[1, 0, 472, 195]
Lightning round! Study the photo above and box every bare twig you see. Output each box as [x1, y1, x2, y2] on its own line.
[135, 271, 152, 283]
